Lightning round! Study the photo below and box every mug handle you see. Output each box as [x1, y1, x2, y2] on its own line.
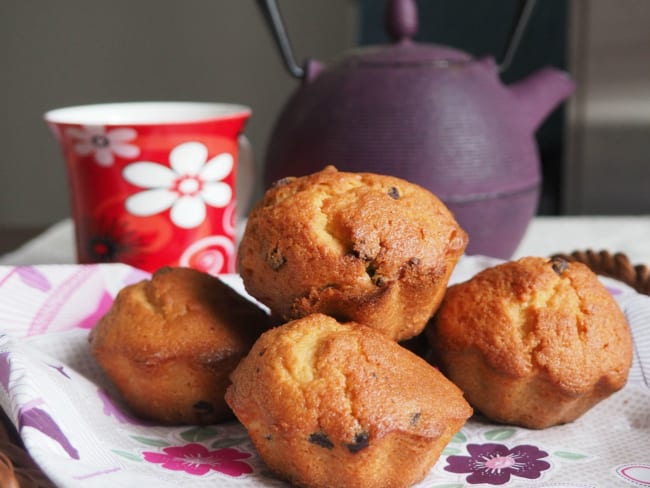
[237, 135, 257, 220]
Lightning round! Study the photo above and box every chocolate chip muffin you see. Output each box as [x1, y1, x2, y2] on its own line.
[226, 313, 472, 488]
[427, 256, 633, 429]
[238, 166, 468, 341]
[89, 267, 270, 425]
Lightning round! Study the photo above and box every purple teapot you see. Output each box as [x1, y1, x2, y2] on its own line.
[257, 0, 575, 259]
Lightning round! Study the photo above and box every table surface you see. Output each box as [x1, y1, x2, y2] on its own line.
[0, 227, 46, 255]
[1, 216, 650, 268]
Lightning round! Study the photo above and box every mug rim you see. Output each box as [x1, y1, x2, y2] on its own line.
[44, 101, 251, 126]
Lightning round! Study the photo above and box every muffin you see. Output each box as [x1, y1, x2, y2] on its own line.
[238, 166, 468, 341]
[89, 266, 270, 425]
[225, 313, 472, 488]
[427, 256, 633, 429]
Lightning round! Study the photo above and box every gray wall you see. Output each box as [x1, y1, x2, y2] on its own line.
[1, 0, 358, 229]
[563, 0, 650, 214]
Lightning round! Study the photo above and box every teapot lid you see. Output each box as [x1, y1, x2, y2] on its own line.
[345, 0, 473, 67]
[345, 43, 472, 67]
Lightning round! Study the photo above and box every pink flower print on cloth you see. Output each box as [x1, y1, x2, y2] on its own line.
[123, 142, 233, 229]
[444, 443, 551, 485]
[65, 125, 140, 166]
[143, 443, 253, 477]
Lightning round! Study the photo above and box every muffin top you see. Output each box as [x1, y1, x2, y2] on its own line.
[90, 267, 269, 361]
[431, 256, 633, 394]
[238, 166, 467, 333]
[226, 313, 472, 447]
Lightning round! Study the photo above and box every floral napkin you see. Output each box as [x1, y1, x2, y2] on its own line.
[0, 258, 648, 488]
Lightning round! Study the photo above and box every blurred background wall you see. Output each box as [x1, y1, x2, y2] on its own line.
[0, 0, 358, 233]
[564, 0, 650, 214]
[1, 0, 649, 240]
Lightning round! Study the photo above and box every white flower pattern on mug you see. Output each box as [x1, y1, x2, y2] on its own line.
[65, 125, 140, 166]
[123, 142, 233, 229]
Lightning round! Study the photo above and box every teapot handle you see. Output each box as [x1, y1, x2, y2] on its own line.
[256, 0, 305, 79]
[257, 0, 535, 77]
[498, 0, 537, 73]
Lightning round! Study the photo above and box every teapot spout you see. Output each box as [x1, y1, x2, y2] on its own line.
[509, 67, 576, 132]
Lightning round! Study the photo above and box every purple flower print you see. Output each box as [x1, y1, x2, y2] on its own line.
[97, 388, 149, 425]
[445, 443, 551, 485]
[606, 285, 623, 296]
[16, 267, 51, 291]
[143, 443, 253, 477]
[19, 405, 79, 460]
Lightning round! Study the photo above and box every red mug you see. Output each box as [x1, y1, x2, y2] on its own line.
[45, 101, 252, 275]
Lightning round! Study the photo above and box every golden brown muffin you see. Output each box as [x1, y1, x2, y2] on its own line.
[89, 267, 270, 425]
[226, 313, 472, 488]
[427, 256, 633, 429]
[238, 166, 468, 342]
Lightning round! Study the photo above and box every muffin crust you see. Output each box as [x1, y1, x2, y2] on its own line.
[427, 256, 633, 429]
[226, 313, 472, 488]
[238, 166, 467, 341]
[90, 267, 270, 425]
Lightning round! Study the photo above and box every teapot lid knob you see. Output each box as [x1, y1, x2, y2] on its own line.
[385, 0, 418, 42]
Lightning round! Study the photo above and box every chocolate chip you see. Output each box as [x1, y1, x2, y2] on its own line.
[266, 247, 287, 270]
[192, 401, 214, 414]
[550, 257, 569, 275]
[365, 264, 386, 286]
[346, 432, 369, 453]
[408, 257, 421, 266]
[309, 432, 334, 449]
[410, 412, 421, 426]
[264, 434, 272, 441]
[351, 246, 373, 261]
[373, 275, 387, 287]
[388, 186, 400, 199]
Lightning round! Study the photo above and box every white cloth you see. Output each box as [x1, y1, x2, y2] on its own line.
[1, 218, 650, 487]
[0, 259, 648, 487]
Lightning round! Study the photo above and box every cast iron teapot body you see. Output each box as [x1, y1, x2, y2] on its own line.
[258, 0, 575, 259]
